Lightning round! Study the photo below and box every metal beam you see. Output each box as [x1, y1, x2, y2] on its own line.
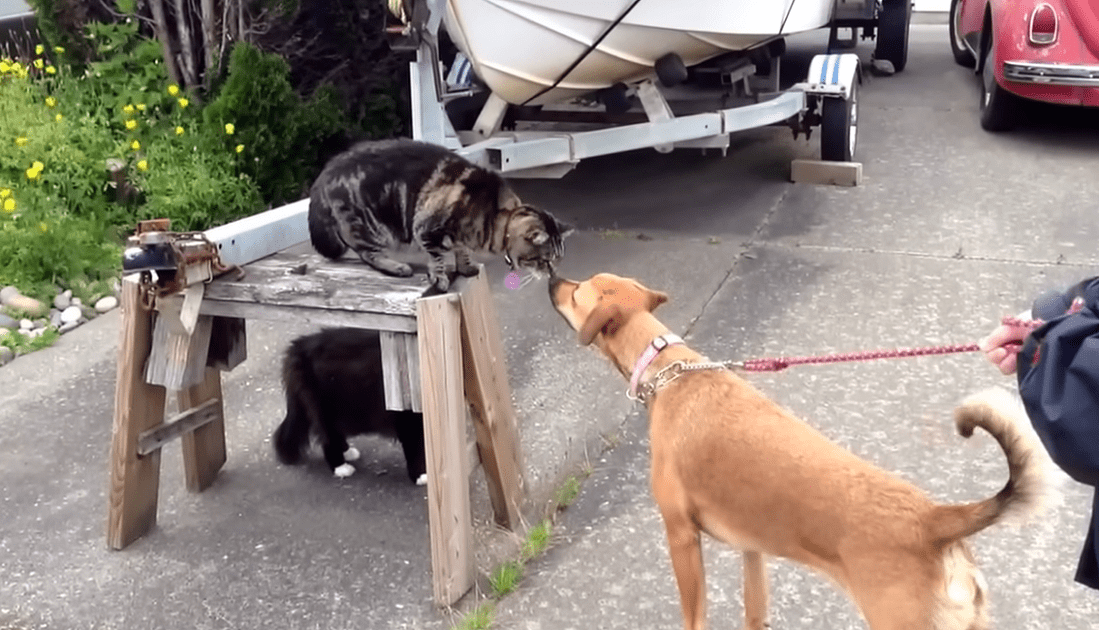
[203, 199, 309, 267]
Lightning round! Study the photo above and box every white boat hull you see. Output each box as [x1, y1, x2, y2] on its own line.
[443, 0, 836, 105]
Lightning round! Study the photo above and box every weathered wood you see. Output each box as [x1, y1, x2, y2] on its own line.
[198, 300, 419, 333]
[458, 269, 524, 530]
[144, 298, 214, 390]
[177, 368, 227, 492]
[137, 398, 221, 456]
[380, 331, 422, 412]
[108, 275, 168, 550]
[206, 316, 247, 371]
[791, 158, 863, 187]
[202, 250, 427, 320]
[417, 293, 475, 606]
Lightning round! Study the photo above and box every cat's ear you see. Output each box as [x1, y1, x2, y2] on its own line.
[557, 220, 575, 238]
[527, 230, 549, 246]
[498, 187, 523, 210]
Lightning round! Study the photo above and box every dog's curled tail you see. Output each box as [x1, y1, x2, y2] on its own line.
[928, 387, 1058, 545]
[307, 195, 348, 260]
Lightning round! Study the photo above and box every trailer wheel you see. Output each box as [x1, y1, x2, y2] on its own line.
[875, 0, 912, 72]
[820, 84, 858, 162]
[949, 0, 975, 66]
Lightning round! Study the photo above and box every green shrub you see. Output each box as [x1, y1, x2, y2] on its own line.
[202, 42, 344, 206]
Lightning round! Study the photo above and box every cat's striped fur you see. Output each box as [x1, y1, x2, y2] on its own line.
[308, 139, 572, 292]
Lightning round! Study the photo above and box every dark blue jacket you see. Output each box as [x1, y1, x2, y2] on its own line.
[1017, 276, 1099, 590]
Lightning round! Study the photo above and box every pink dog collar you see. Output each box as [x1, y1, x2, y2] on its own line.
[629, 333, 684, 399]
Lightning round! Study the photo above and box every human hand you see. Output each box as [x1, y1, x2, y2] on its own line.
[979, 313, 1035, 375]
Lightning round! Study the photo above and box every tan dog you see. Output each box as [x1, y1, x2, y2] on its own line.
[548, 272, 1054, 630]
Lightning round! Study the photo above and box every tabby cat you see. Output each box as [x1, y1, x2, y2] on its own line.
[308, 139, 572, 293]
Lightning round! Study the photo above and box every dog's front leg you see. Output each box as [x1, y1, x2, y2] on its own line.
[661, 512, 707, 630]
[741, 550, 769, 630]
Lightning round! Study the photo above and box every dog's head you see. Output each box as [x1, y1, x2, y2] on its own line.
[548, 273, 668, 349]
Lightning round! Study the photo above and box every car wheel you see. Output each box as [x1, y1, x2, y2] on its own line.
[949, 0, 976, 66]
[979, 31, 1017, 131]
[875, 0, 912, 72]
[820, 81, 858, 162]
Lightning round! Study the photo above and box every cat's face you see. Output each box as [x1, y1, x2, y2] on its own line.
[504, 206, 573, 277]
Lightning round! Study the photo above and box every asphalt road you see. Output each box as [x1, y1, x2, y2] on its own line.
[2, 21, 1098, 630]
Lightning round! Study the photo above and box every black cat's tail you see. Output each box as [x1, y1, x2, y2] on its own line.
[308, 193, 347, 259]
[273, 343, 320, 465]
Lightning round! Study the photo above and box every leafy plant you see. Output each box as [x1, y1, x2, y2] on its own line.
[202, 42, 343, 206]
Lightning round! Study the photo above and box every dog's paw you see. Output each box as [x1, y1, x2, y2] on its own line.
[415, 473, 428, 486]
[333, 463, 356, 478]
[343, 447, 360, 461]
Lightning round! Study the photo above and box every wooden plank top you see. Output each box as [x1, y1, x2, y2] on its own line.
[201, 250, 430, 321]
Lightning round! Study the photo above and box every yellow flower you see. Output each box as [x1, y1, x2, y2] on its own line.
[45, 65, 56, 75]
[137, 159, 149, 172]
[0, 61, 9, 73]
[136, 103, 146, 111]
[54, 46, 65, 54]
[26, 167, 40, 180]
[235, 144, 244, 153]
[33, 58, 43, 69]
[45, 97, 56, 108]
[2, 198, 14, 213]
[55, 114, 63, 122]
[123, 104, 135, 115]
[33, 160, 43, 171]
[38, 222, 48, 233]
[224, 123, 235, 135]
[35, 44, 44, 55]
[175, 126, 184, 136]
[125, 119, 137, 130]
[178, 97, 189, 109]
[0, 188, 9, 198]
[15, 137, 28, 147]
[131, 140, 141, 151]
[168, 84, 179, 96]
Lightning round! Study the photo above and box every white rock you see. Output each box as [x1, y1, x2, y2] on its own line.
[53, 290, 72, 310]
[0, 286, 19, 305]
[19, 319, 33, 330]
[61, 305, 82, 324]
[94, 296, 118, 313]
[71, 297, 82, 307]
[59, 321, 79, 334]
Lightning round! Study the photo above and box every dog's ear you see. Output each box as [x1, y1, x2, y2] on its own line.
[578, 303, 623, 346]
[647, 289, 669, 312]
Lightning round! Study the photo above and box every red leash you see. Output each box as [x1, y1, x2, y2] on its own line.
[737, 317, 1042, 373]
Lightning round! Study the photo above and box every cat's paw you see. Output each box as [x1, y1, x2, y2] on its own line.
[415, 473, 428, 486]
[343, 447, 360, 461]
[333, 463, 356, 478]
[426, 275, 451, 294]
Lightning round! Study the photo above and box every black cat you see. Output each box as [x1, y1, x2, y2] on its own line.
[273, 328, 427, 484]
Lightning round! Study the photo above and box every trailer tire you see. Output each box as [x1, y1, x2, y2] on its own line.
[820, 84, 858, 162]
[875, 0, 912, 72]
[949, 0, 975, 66]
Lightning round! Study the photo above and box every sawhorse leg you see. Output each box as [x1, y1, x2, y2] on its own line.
[417, 293, 475, 606]
[177, 367, 226, 492]
[108, 275, 167, 549]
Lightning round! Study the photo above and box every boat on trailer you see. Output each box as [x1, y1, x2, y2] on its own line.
[387, 0, 911, 177]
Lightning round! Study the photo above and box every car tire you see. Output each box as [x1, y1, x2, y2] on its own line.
[820, 81, 858, 162]
[949, 0, 976, 66]
[875, 0, 912, 73]
[979, 30, 1017, 131]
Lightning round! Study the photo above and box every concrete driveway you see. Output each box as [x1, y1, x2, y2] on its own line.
[2, 22, 1097, 630]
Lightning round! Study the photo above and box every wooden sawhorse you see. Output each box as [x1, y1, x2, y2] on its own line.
[107, 250, 524, 606]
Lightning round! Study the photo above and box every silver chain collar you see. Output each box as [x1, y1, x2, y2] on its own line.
[627, 359, 743, 404]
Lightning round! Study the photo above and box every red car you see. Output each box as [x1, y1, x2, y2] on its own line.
[949, 0, 1099, 130]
